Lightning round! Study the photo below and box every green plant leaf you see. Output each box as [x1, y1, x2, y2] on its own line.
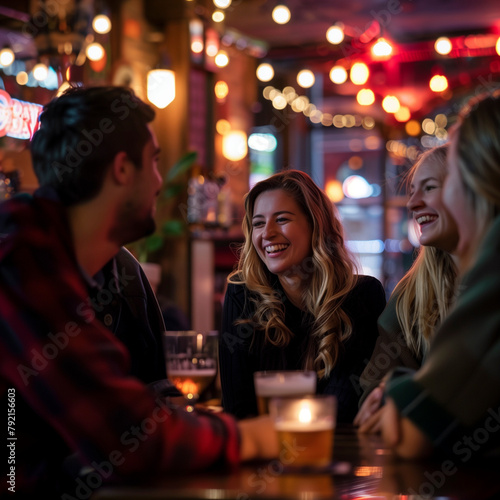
[145, 234, 164, 252]
[166, 151, 197, 182]
[163, 183, 184, 199]
[162, 219, 185, 236]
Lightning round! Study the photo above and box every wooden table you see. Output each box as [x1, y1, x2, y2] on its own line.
[92, 425, 500, 500]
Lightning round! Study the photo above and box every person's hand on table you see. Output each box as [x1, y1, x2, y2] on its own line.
[238, 414, 279, 461]
[354, 383, 385, 433]
[381, 397, 433, 458]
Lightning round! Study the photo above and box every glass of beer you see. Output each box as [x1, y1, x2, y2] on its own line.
[253, 370, 316, 415]
[269, 395, 336, 470]
[163, 331, 218, 404]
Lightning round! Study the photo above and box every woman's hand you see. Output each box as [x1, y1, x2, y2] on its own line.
[381, 398, 433, 458]
[354, 384, 385, 433]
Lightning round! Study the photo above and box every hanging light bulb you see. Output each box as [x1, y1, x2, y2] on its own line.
[0, 48, 15, 67]
[256, 63, 274, 82]
[496, 36, 500, 56]
[86, 42, 105, 61]
[212, 10, 225, 22]
[214, 80, 229, 99]
[205, 28, 219, 58]
[215, 50, 229, 67]
[213, 0, 232, 8]
[222, 131, 248, 161]
[33, 63, 49, 81]
[216, 119, 231, 135]
[147, 69, 176, 109]
[272, 5, 291, 25]
[191, 39, 204, 54]
[92, 14, 111, 34]
[297, 69, 315, 88]
[206, 41, 219, 57]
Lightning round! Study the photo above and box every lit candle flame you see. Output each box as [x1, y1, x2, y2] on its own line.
[298, 405, 312, 423]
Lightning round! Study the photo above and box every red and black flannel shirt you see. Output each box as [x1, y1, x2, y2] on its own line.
[0, 189, 239, 496]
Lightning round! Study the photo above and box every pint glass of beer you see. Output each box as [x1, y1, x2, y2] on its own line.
[253, 370, 316, 415]
[269, 395, 336, 469]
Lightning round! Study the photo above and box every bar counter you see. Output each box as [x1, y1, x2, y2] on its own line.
[92, 424, 500, 500]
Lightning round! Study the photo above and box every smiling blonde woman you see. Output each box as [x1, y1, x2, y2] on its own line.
[219, 170, 386, 422]
[355, 145, 459, 433]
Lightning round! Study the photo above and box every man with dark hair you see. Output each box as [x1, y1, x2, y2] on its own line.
[0, 86, 276, 496]
[29, 86, 167, 386]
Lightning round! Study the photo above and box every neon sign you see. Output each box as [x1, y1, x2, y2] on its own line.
[0, 89, 42, 140]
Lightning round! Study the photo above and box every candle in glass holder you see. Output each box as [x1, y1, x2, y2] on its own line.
[270, 395, 336, 469]
[164, 331, 218, 402]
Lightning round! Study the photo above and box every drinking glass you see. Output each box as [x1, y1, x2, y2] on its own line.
[253, 370, 317, 415]
[163, 331, 218, 405]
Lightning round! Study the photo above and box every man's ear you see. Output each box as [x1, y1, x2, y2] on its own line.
[110, 151, 134, 185]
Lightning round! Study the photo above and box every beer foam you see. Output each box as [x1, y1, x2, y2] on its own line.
[255, 376, 316, 396]
[168, 369, 216, 377]
[275, 420, 334, 432]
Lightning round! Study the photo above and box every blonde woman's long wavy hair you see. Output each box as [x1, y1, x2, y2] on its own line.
[228, 170, 358, 378]
[453, 91, 500, 271]
[395, 145, 458, 356]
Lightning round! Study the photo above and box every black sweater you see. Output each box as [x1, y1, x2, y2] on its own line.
[219, 275, 386, 423]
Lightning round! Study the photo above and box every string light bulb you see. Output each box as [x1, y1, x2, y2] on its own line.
[357, 89, 375, 106]
[216, 119, 231, 135]
[395, 105, 411, 122]
[191, 40, 204, 54]
[213, 0, 231, 8]
[382, 95, 400, 113]
[372, 38, 393, 57]
[272, 5, 291, 24]
[0, 48, 15, 67]
[33, 63, 49, 81]
[350, 62, 369, 85]
[329, 65, 348, 84]
[429, 75, 448, 92]
[92, 14, 111, 34]
[86, 42, 105, 61]
[214, 80, 229, 99]
[256, 63, 274, 82]
[215, 50, 229, 67]
[222, 131, 248, 161]
[326, 25, 344, 45]
[297, 69, 315, 88]
[435, 37, 452, 55]
[212, 10, 225, 22]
